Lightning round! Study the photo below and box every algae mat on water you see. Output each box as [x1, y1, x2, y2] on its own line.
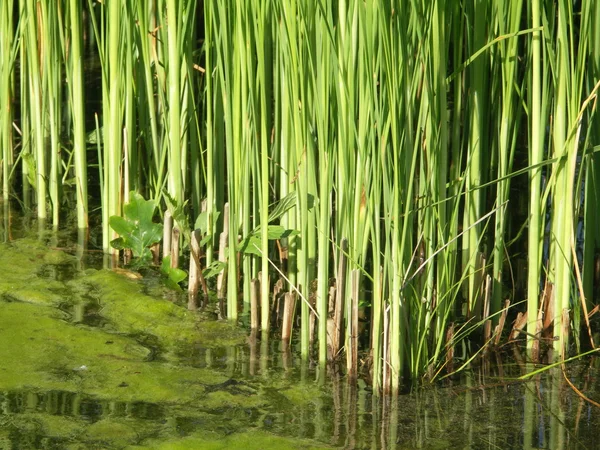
[0, 239, 331, 449]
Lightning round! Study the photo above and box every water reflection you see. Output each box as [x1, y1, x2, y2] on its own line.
[1, 337, 599, 448]
[0, 390, 164, 421]
[174, 335, 600, 449]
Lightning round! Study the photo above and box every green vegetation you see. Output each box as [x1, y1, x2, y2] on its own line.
[1, 0, 600, 393]
[109, 192, 163, 263]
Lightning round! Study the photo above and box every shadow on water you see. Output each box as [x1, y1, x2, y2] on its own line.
[1, 206, 599, 449]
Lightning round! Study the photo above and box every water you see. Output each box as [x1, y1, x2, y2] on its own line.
[0, 208, 599, 449]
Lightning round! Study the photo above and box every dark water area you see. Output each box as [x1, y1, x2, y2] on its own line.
[1, 206, 600, 449]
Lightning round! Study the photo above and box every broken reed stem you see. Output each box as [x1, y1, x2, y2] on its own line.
[445, 323, 455, 374]
[309, 299, 316, 346]
[170, 227, 180, 268]
[510, 311, 527, 341]
[494, 299, 510, 346]
[188, 229, 202, 310]
[123, 249, 132, 266]
[347, 269, 359, 380]
[250, 278, 259, 330]
[383, 305, 390, 394]
[150, 242, 160, 265]
[217, 231, 228, 299]
[332, 238, 348, 358]
[272, 278, 284, 324]
[561, 308, 570, 360]
[281, 292, 296, 344]
[216, 203, 229, 300]
[163, 210, 173, 258]
[483, 274, 492, 344]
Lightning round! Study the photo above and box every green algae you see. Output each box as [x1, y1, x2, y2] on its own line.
[0, 238, 307, 449]
[0, 408, 160, 449]
[202, 388, 266, 410]
[0, 300, 247, 404]
[0, 238, 340, 449]
[0, 296, 273, 449]
[68, 269, 246, 353]
[4, 284, 65, 306]
[0, 239, 76, 310]
[1, 413, 86, 441]
[83, 419, 142, 447]
[0, 236, 245, 355]
[130, 429, 332, 450]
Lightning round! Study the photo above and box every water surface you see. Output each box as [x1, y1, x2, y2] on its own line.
[0, 210, 598, 449]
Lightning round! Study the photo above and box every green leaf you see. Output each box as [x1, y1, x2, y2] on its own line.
[194, 209, 221, 235]
[160, 255, 188, 289]
[265, 225, 299, 240]
[160, 255, 172, 274]
[110, 237, 126, 251]
[203, 260, 227, 279]
[23, 153, 37, 189]
[163, 189, 189, 230]
[124, 192, 156, 227]
[169, 268, 187, 284]
[86, 125, 103, 144]
[109, 215, 135, 237]
[237, 193, 298, 255]
[239, 235, 262, 256]
[109, 192, 163, 259]
[268, 192, 297, 223]
[238, 226, 299, 255]
[200, 234, 213, 247]
[195, 211, 208, 233]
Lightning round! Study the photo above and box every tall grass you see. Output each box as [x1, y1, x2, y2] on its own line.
[3, 0, 600, 393]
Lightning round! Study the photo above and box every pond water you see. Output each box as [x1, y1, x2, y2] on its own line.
[0, 209, 599, 449]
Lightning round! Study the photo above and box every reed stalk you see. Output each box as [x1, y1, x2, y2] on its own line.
[491, 0, 523, 325]
[526, 0, 544, 351]
[67, 0, 88, 229]
[0, 0, 15, 200]
[23, 0, 47, 219]
[463, 0, 489, 320]
[583, 1, 600, 319]
[165, 0, 183, 205]
[105, 0, 124, 252]
[313, 3, 334, 365]
[41, 0, 62, 227]
[548, 0, 591, 353]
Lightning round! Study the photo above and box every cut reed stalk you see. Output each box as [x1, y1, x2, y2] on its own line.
[170, 228, 180, 269]
[250, 278, 259, 330]
[281, 292, 296, 344]
[188, 229, 202, 310]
